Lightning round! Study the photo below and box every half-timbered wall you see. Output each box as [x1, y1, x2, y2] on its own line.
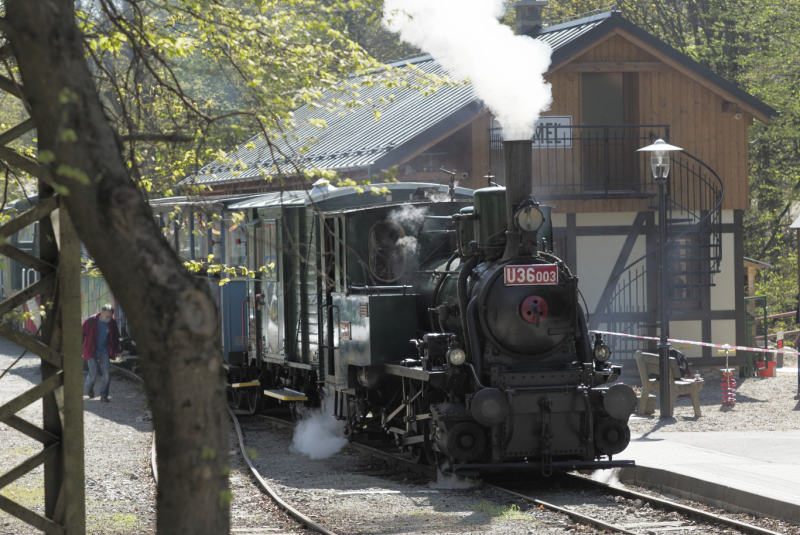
[551, 208, 744, 366]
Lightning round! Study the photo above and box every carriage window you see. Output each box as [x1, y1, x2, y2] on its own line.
[193, 213, 209, 260]
[176, 214, 190, 259]
[17, 222, 37, 243]
[246, 225, 257, 272]
[368, 220, 406, 283]
[226, 222, 247, 267]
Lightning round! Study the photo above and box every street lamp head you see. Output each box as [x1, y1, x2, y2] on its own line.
[638, 139, 683, 183]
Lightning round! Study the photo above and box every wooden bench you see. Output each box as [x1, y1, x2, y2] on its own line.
[635, 350, 704, 417]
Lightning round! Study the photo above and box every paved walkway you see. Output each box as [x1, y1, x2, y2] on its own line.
[624, 431, 800, 523]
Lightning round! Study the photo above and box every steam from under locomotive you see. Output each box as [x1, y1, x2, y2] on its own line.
[383, 0, 553, 140]
[291, 407, 348, 460]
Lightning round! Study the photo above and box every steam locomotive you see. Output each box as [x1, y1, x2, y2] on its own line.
[226, 139, 637, 476]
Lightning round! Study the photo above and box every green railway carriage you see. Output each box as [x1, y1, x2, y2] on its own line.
[227, 183, 473, 412]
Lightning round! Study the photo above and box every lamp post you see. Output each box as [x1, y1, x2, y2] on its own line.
[638, 139, 683, 418]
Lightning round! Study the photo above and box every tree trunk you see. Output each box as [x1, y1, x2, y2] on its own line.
[3, 2, 230, 534]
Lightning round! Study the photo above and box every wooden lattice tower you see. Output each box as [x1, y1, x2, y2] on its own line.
[0, 191, 84, 534]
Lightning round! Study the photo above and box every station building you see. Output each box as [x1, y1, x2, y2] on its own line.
[179, 7, 776, 366]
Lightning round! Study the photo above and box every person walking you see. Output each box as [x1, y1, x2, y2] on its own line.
[82, 303, 121, 402]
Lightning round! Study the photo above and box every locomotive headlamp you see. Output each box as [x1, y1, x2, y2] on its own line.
[514, 205, 544, 233]
[594, 343, 612, 362]
[447, 347, 466, 366]
[593, 332, 612, 362]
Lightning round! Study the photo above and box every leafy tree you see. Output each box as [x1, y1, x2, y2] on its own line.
[0, 1, 434, 533]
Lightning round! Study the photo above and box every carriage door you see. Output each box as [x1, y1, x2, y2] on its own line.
[321, 216, 345, 380]
[259, 219, 283, 358]
[244, 221, 260, 364]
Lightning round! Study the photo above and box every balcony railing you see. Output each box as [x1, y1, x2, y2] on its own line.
[489, 124, 670, 198]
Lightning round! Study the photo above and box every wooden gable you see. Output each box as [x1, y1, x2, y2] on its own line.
[543, 33, 753, 213]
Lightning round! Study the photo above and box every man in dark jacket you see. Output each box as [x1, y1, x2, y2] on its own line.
[82, 303, 121, 402]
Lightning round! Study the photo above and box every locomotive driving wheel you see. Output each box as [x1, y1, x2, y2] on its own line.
[289, 401, 304, 422]
[231, 387, 243, 410]
[246, 387, 262, 414]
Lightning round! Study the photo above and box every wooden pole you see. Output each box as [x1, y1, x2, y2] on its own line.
[59, 207, 85, 534]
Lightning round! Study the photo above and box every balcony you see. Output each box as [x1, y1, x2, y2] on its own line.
[489, 124, 670, 199]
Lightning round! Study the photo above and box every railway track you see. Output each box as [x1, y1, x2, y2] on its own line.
[114, 365, 789, 535]
[239, 412, 787, 535]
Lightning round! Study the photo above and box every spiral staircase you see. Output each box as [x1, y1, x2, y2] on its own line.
[593, 151, 724, 359]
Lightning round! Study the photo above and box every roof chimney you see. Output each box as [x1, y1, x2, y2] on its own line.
[513, 0, 549, 35]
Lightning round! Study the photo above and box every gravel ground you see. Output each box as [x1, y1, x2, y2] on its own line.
[241, 417, 576, 535]
[0, 339, 155, 535]
[4, 331, 799, 535]
[628, 354, 800, 433]
[0, 339, 299, 535]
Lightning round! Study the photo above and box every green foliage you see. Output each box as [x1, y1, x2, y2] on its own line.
[469, 502, 529, 521]
[65, 0, 449, 200]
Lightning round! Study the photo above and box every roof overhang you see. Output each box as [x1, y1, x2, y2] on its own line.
[372, 101, 486, 171]
[743, 257, 772, 271]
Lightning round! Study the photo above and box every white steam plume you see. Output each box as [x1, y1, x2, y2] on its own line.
[389, 204, 429, 229]
[383, 0, 553, 140]
[290, 406, 348, 460]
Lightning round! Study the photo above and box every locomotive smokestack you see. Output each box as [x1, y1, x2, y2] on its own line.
[502, 140, 533, 259]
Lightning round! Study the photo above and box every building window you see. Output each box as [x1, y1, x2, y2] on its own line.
[581, 72, 641, 193]
[581, 73, 624, 125]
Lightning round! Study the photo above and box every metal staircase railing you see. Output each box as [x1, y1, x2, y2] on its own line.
[665, 151, 724, 308]
[592, 152, 724, 359]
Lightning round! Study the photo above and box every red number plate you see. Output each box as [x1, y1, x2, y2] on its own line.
[504, 265, 558, 286]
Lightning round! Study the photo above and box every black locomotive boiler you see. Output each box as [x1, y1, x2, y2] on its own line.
[231, 141, 637, 475]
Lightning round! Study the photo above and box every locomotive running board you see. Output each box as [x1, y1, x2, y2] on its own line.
[263, 388, 308, 401]
[229, 381, 261, 388]
[452, 460, 635, 477]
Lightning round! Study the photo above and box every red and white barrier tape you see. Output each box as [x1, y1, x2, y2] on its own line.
[590, 330, 799, 355]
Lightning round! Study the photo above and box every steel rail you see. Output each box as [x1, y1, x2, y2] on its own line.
[256, 414, 646, 535]
[483, 481, 640, 535]
[135, 387, 783, 535]
[255, 414, 439, 479]
[230, 409, 339, 535]
[568, 473, 785, 535]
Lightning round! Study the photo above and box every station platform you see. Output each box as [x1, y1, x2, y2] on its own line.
[620, 430, 800, 524]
